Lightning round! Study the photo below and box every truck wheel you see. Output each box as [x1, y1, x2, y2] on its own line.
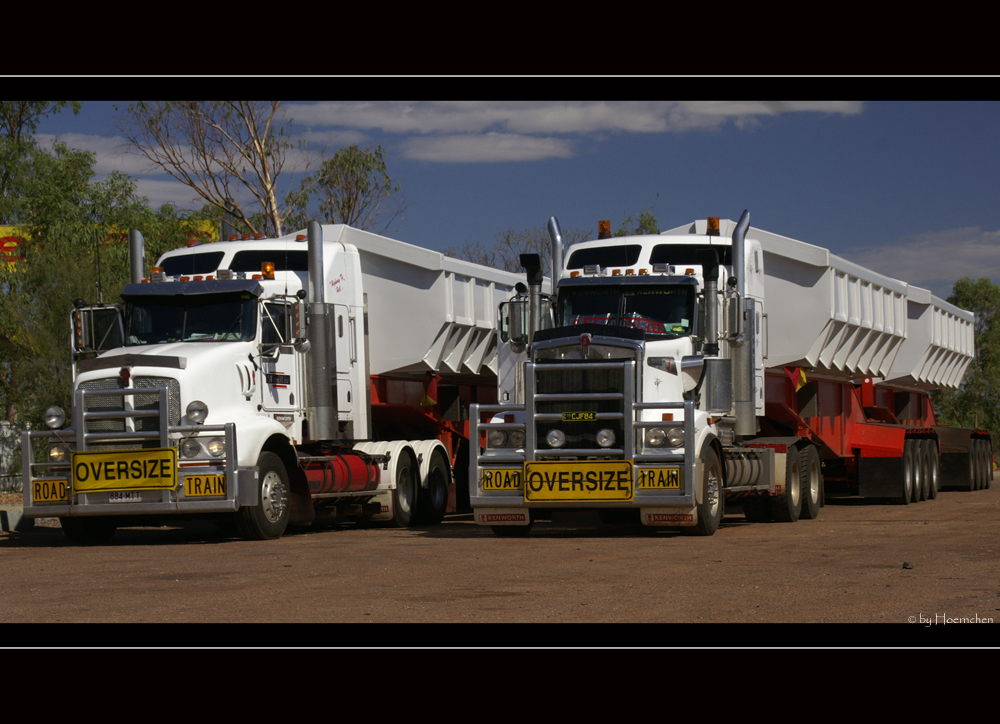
[770, 448, 802, 522]
[899, 440, 914, 505]
[236, 452, 290, 540]
[416, 449, 450, 525]
[741, 496, 770, 523]
[978, 439, 989, 490]
[799, 445, 822, 520]
[60, 517, 117, 546]
[683, 447, 724, 536]
[393, 450, 419, 528]
[910, 440, 925, 502]
[965, 443, 978, 492]
[985, 442, 993, 490]
[926, 440, 939, 500]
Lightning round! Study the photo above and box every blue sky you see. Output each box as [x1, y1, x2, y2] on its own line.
[31, 100, 1000, 299]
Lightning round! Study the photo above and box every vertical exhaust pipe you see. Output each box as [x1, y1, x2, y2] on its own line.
[547, 216, 564, 287]
[730, 210, 756, 436]
[732, 209, 750, 298]
[304, 220, 339, 441]
[128, 229, 145, 284]
[520, 253, 543, 343]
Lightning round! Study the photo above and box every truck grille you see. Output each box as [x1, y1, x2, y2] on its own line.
[79, 376, 181, 438]
[527, 358, 635, 459]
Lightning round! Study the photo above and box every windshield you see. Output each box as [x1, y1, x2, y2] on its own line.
[559, 284, 695, 339]
[124, 292, 257, 345]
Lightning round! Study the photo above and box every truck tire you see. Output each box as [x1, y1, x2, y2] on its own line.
[769, 449, 802, 522]
[60, 517, 117, 546]
[909, 440, 925, 502]
[925, 440, 939, 500]
[682, 446, 724, 536]
[799, 445, 822, 520]
[393, 450, 419, 528]
[964, 443, 978, 492]
[741, 496, 770, 523]
[985, 442, 993, 490]
[978, 439, 990, 490]
[416, 449, 450, 525]
[899, 440, 914, 505]
[236, 452, 290, 540]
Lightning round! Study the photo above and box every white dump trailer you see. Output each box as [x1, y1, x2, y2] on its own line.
[23, 222, 523, 543]
[471, 212, 990, 536]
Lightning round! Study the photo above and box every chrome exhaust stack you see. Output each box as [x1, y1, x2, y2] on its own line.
[304, 220, 339, 441]
[129, 229, 145, 284]
[547, 216, 564, 285]
[730, 210, 756, 436]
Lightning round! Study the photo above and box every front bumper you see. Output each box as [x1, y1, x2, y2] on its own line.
[22, 386, 257, 518]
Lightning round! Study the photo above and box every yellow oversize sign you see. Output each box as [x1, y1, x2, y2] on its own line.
[524, 460, 633, 502]
[71, 448, 178, 492]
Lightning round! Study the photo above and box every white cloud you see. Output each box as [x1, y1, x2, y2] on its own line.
[839, 226, 1000, 298]
[402, 133, 575, 163]
[283, 101, 863, 137]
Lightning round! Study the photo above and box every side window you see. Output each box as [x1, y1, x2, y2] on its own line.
[262, 302, 289, 349]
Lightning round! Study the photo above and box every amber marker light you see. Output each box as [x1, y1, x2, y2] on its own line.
[262, 261, 276, 279]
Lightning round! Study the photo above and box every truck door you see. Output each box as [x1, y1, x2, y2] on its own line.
[260, 301, 299, 412]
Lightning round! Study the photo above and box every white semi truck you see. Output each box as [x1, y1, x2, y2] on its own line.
[471, 211, 991, 536]
[22, 222, 522, 543]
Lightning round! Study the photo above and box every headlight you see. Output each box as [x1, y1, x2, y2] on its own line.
[186, 400, 209, 424]
[546, 429, 565, 448]
[48, 443, 69, 462]
[646, 428, 666, 447]
[44, 406, 65, 429]
[206, 438, 225, 457]
[487, 430, 508, 448]
[666, 428, 685, 448]
[596, 428, 616, 448]
[181, 438, 202, 458]
[509, 430, 526, 448]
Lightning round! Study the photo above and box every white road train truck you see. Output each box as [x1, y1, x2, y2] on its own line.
[22, 222, 521, 543]
[471, 211, 990, 536]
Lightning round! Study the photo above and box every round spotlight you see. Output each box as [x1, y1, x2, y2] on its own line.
[646, 428, 666, 447]
[488, 430, 508, 448]
[509, 430, 526, 448]
[44, 406, 65, 430]
[181, 438, 202, 458]
[596, 428, 616, 448]
[666, 428, 685, 448]
[546, 429, 566, 448]
[48, 444, 68, 462]
[206, 438, 225, 457]
[186, 400, 209, 424]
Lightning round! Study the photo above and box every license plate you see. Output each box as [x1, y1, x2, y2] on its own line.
[109, 491, 142, 503]
[71, 448, 178, 492]
[524, 460, 633, 502]
[481, 468, 522, 491]
[637, 467, 681, 490]
[32, 479, 69, 503]
[184, 474, 227, 497]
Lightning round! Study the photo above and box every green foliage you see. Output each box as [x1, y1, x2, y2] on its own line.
[931, 277, 1000, 443]
[303, 145, 406, 233]
[0, 137, 194, 430]
[0, 101, 82, 225]
[615, 209, 659, 237]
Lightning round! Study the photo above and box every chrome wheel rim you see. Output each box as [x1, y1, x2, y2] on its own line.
[261, 470, 288, 523]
